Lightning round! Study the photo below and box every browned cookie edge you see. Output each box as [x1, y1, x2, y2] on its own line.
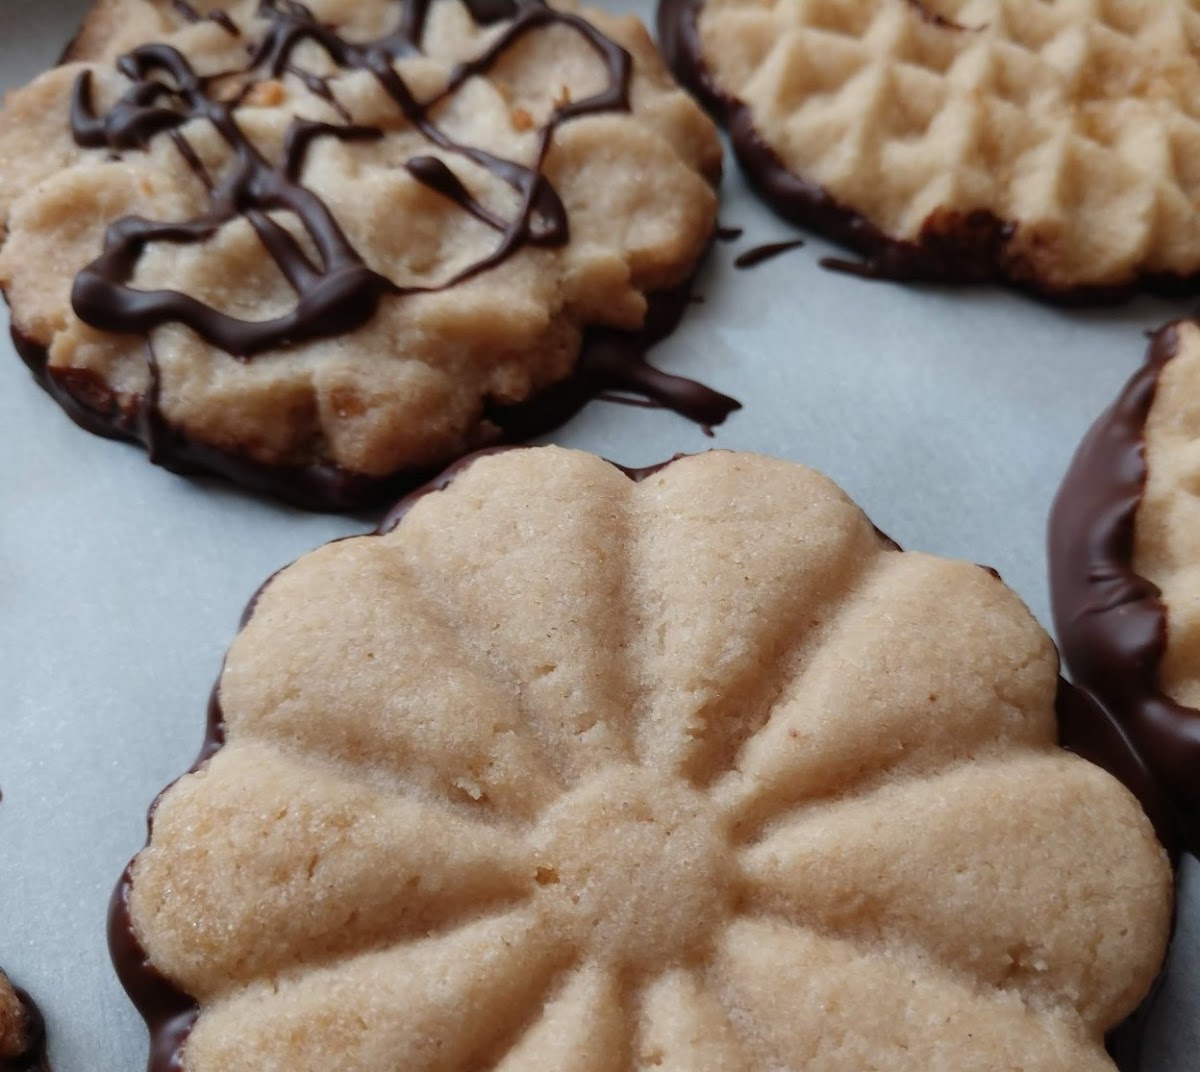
[7, 2, 739, 509]
[9, 269, 738, 511]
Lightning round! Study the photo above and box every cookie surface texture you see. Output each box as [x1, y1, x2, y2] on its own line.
[661, 0, 1200, 296]
[1051, 320, 1200, 852]
[118, 447, 1172, 1071]
[0, 0, 722, 507]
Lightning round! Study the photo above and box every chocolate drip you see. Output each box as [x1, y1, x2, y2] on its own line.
[68, 0, 632, 355]
[478, 280, 739, 443]
[733, 238, 804, 269]
[406, 155, 513, 234]
[388, 0, 520, 53]
[1050, 322, 1200, 856]
[13, 268, 738, 511]
[0, 986, 50, 1072]
[899, 0, 975, 32]
[170, 0, 239, 37]
[715, 225, 742, 242]
[656, 0, 1200, 303]
[71, 44, 397, 356]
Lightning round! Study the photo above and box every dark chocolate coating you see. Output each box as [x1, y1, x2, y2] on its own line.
[10, 0, 738, 510]
[1050, 322, 1200, 856]
[109, 870, 199, 1072]
[656, 0, 1200, 303]
[170, 1, 238, 36]
[899, 0, 974, 31]
[732, 238, 804, 270]
[111, 450, 1171, 1072]
[1, 986, 50, 1072]
[67, 0, 627, 354]
[12, 273, 738, 511]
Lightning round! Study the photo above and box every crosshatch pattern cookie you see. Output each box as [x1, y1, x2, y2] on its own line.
[0, 972, 48, 1072]
[1052, 320, 1200, 854]
[0, 0, 730, 509]
[111, 447, 1171, 1071]
[660, 0, 1200, 298]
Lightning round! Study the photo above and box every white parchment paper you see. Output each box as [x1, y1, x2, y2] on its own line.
[0, 0, 1194, 1068]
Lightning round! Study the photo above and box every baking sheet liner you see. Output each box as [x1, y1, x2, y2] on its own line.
[0, 0, 1194, 1067]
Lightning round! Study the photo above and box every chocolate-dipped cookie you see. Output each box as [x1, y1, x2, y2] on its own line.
[0, 0, 732, 509]
[660, 0, 1200, 299]
[1052, 320, 1200, 854]
[114, 447, 1170, 1071]
[0, 973, 48, 1072]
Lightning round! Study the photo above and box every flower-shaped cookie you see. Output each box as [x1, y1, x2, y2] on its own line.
[118, 448, 1171, 1071]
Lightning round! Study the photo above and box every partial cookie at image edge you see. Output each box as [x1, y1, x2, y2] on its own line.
[0, 973, 50, 1072]
[1051, 321, 1200, 857]
[658, 0, 1200, 302]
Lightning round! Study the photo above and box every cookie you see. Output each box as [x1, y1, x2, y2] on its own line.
[0, 973, 47, 1071]
[660, 0, 1200, 298]
[112, 447, 1171, 1071]
[0, 0, 730, 509]
[1052, 320, 1200, 854]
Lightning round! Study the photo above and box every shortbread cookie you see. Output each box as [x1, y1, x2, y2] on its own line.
[0, 0, 728, 509]
[661, 0, 1200, 298]
[112, 447, 1171, 1071]
[1052, 320, 1200, 854]
[0, 973, 47, 1071]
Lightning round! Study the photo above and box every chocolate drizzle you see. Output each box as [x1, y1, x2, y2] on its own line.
[68, 0, 630, 355]
[15, 0, 739, 510]
[12, 269, 738, 511]
[171, 1, 239, 36]
[733, 238, 804, 269]
[111, 449, 1174, 1071]
[1050, 322, 1200, 857]
[656, 0, 1200, 302]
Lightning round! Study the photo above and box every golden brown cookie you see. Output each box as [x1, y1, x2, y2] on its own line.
[661, 0, 1200, 298]
[0, 0, 728, 508]
[114, 447, 1171, 1071]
